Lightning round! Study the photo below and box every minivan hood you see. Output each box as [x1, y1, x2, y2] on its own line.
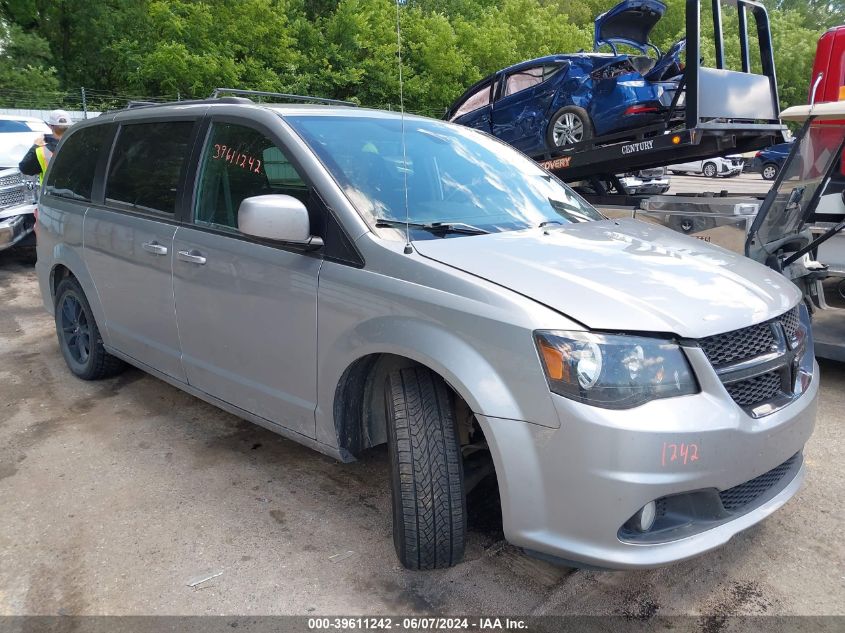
[594, 0, 666, 53]
[414, 219, 800, 339]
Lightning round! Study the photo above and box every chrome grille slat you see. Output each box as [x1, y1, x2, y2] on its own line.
[0, 170, 29, 211]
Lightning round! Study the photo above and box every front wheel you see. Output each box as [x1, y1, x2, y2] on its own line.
[55, 277, 125, 380]
[385, 367, 466, 570]
[546, 106, 594, 149]
[762, 163, 779, 181]
[703, 162, 718, 178]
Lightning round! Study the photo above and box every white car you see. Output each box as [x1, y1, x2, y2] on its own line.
[668, 155, 744, 178]
[0, 114, 50, 169]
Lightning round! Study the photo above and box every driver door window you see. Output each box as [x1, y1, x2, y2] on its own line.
[195, 122, 308, 231]
[450, 84, 492, 120]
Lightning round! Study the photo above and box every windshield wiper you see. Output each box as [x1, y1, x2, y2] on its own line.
[375, 218, 489, 236]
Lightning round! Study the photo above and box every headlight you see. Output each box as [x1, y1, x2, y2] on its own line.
[534, 331, 699, 409]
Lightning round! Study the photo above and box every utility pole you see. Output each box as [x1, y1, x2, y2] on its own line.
[81, 87, 88, 119]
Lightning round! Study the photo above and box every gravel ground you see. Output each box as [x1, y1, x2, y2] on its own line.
[0, 248, 843, 619]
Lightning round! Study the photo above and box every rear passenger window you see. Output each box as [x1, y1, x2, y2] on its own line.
[106, 121, 194, 214]
[44, 125, 109, 202]
[194, 122, 308, 231]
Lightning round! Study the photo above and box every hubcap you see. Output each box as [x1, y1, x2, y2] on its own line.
[553, 113, 584, 146]
[764, 166, 776, 179]
[60, 295, 91, 365]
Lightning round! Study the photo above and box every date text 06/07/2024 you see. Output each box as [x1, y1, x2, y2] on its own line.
[307, 617, 529, 630]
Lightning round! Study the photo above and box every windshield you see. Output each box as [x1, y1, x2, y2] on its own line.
[286, 114, 603, 239]
[748, 122, 845, 255]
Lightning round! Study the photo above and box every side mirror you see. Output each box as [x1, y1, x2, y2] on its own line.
[237, 195, 323, 249]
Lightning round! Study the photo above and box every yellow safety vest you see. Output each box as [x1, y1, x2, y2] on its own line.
[35, 145, 53, 184]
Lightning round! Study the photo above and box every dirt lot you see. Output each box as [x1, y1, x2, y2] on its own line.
[1, 250, 843, 619]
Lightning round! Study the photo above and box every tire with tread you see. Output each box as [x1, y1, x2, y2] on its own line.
[703, 162, 718, 178]
[762, 163, 779, 181]
[546, 105, 594, 149]
[385, 366, 466, 570]
[55, 277, 125, 380]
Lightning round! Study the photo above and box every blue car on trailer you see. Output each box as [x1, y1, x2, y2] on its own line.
[445, 0, 686, 154]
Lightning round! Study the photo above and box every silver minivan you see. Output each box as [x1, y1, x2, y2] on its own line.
[36, 97, 817, 570]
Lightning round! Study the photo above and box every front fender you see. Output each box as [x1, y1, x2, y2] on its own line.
[329, 316, 526, 421]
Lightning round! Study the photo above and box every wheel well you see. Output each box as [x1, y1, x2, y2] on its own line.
[50, 264, 74, 301]
[333, 354, 479, 458]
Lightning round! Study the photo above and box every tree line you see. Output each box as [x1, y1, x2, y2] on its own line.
[0, 0, 840, 115]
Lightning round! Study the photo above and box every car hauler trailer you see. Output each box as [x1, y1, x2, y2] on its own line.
[532, 0, 785, 191]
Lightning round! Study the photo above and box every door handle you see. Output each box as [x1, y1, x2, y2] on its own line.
[177, 250, 207, 265]
[142, 241, 168, 256]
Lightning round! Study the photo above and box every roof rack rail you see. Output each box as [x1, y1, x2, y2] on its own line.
[125, 100, 160, 109]
[210, 88, 356, 107]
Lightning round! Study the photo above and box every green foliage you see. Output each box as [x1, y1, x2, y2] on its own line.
[0, 18, 59, 106]
[0, 0, 834, 114]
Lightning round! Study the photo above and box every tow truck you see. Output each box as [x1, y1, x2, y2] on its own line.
[532, 0, 786, 198]
[623, 24, 845, 362]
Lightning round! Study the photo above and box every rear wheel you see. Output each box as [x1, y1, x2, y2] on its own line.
[762, 163, 779, 181]
[55, 277, 125, 380]
[385, 367, 466, 570]
[546, 106, 594, 149]
[703, 162, 718, 178]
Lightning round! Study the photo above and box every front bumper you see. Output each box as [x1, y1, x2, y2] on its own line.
[0, 211, 35, 252]
[629, 179, 670, 195]
[718, 162, 744, 176]
[478, 350, 818, 569]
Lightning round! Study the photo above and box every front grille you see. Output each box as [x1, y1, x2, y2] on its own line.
[698, 307, 803, 412]
[0, 170, 28, 211]
[699, 320, 778, 367]
[724, 371, 783, 407]
[719, 453, 800, 512]
[0, 172, 24, 188]
[0, 188, 26, 209]
[781, 307, 800, 340]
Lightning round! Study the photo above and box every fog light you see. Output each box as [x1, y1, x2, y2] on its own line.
[631, 501, 657, 532]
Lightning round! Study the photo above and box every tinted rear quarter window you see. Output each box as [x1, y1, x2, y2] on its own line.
[45, 125, 110, 202]
[106, 121, 194, 214]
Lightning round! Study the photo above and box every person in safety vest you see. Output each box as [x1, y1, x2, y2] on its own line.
[18, 110, 72, 183]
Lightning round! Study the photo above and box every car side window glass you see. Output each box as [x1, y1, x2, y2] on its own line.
[194, 122, 309, 232]
[0, 120, 34, 133]
[451, 84, 491, 120]
[44, 125, 110, 202]
[106, 121, 194, 214]
[504, 67, 546, 97]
